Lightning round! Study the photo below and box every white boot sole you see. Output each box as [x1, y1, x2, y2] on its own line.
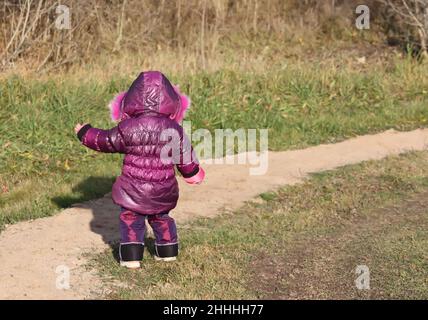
[154, 256, 177, 262]
[120, 261, 141, 269]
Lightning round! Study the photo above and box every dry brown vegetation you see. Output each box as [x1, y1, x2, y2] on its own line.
[1, 0, 411, 74]
[380, 0, 428, 56]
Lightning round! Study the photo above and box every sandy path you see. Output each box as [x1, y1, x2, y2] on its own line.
[0, 128, 427, 299]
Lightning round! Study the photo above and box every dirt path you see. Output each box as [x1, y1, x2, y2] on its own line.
[0, 128, 427, 299]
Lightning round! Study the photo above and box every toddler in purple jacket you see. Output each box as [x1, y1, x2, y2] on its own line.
[75, 71, 205, 269]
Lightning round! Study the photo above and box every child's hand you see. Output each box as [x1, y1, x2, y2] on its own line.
[183, 167, 205, 185]
[74, 123, 88, 134]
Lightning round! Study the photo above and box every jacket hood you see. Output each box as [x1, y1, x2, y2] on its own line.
[108, 71, 190, 122]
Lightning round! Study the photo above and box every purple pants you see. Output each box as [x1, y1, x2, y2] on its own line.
[119, 208, 178, 246]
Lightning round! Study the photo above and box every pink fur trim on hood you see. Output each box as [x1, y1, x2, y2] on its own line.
[108, 85, 189, 123]
[109, 91, 127, 122]
[171, 85, 191, 123]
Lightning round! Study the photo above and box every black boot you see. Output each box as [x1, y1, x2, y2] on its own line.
[119, 243, 144, 268]
[154, 243, 178, 261]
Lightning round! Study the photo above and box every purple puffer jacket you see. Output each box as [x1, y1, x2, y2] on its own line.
[77, 71, 200, 214]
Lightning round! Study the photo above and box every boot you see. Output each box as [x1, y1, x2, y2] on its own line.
[119, 243, 144, 269]
[154, 243, 178, 262]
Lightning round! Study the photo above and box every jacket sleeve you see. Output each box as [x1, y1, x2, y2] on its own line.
[176, 131, 201, 179]
[77, 124, 126, 153]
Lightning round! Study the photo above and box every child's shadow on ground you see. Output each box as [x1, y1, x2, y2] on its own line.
[52, 176, 157, 262]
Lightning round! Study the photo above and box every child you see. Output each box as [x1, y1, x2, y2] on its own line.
[75, 71, 205, 269]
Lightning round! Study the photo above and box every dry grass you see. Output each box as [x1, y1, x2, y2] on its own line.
[95, 151, 428, 299]
[0, 0, 377, 73]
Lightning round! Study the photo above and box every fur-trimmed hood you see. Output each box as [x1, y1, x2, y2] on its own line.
[109, 71, 190, 123]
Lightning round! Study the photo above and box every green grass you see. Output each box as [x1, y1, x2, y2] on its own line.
[94, 151, 428, 299]
[1, 57, 428, 229]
